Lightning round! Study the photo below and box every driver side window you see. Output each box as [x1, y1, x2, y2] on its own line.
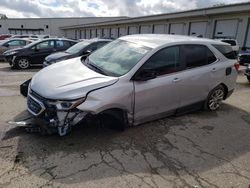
[35, 40, 55, 50]
[143, 46, 181, 76]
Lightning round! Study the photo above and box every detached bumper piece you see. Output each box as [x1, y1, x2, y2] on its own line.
[15, 90, 87, 136]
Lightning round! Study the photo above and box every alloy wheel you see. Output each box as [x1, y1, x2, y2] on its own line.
[208, 88, 224, 110]
[18, 58, 30, 69]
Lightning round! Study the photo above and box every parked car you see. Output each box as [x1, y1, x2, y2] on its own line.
[4, 38, 77, 69]
[245, 64, 250, 82]
[0, 34, 12, 40]
[10, 34, 38, 39]
[238, 47, 250, 65]
[216, 38, 240, 54]
[43, 38, 112, 67]
[0, 38, 33, 61]
[16, 34, 238, 136]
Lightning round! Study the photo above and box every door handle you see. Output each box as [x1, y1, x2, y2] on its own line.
[173, 78, 181, 83]
[211, 68, 217, 72]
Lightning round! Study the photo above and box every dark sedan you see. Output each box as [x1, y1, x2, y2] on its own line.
[4, 38, 77, 69]
[43, 38, 112, 67]
[0, 38, 32, 61]
[238, 50, 250, 65]
[245, 64, 250, 82]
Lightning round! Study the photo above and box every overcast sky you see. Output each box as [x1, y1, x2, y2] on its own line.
[0, 0, 249, 18]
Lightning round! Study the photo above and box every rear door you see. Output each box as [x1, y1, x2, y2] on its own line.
[55, 40, 72, 52]
[134, 45, 184, 124]
[178, 45, 218, 107]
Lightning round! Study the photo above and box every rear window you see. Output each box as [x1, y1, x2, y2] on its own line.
[221, 40, 236, 46]
[183, 45, 217, 69]
[212, 44, 236, 60]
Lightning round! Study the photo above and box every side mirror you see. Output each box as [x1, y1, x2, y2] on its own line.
[82, 50, 91, 57]
[133, 69, 157, 81]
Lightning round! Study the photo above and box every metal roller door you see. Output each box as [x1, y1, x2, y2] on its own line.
[110, 28, 118, 38]
[86, 29, 91, 39]
[140, 25, 151, 34]
[153, 24, 166, 34]
[65, 30, 75, 39]
[128, 26, 138, 35]
[170, 23, 185, 35]
[97, 29, 102, 38]
[189, 22, 208, 37]
[119, 27, 127, 37]
[244, 21, 250, 48]
[214, 19, 239, 38]
[91, 29, 96, 38]
[102, 28, 110, 38]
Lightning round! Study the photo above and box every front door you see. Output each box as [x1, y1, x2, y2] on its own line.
[133, 45, 184, 124]
[31, 40, 55, 64]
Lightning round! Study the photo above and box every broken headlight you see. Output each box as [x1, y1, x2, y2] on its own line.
[55, 98, 85, 111]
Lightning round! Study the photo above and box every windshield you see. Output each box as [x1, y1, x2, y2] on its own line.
[66, 41, 91, 54]
[87, 39, 151, 77]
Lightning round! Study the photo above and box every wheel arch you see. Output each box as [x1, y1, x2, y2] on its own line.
[98, 108, 130, 127]
[218, 83, 229, 100]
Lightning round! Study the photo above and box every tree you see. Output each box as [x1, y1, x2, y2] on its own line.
[0, 14, 8, 19]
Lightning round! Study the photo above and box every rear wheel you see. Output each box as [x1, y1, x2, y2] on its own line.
[205, 85, 225, 111]
[17, 58, 30, 69]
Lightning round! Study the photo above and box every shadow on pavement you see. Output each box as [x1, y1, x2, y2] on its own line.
[1, 103, 250, 186]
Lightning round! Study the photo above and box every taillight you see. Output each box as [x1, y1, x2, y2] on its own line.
[234, 62, 240, 71]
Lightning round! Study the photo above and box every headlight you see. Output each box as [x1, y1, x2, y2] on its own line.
[55, 98, 85, 110]
[4, 51, 18, 56]
[248, 64, 250, 69]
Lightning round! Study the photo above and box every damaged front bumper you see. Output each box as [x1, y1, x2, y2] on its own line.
[10, 89, 88, 136]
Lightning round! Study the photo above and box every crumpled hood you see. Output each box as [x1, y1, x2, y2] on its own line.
[45, 51, 75, 63]
[31, 57, 118, 100]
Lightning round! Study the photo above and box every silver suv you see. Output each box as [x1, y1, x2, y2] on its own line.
[26, 34, 238, 136]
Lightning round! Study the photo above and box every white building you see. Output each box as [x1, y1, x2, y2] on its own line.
[0, 17, 127, 37]
[61, 2, 250, 48]
[1, 2, 250, 47]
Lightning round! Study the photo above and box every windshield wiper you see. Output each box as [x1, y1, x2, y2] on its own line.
[86, 60, 108, 76]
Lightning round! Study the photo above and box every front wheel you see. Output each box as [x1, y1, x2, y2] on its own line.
[205, 85, 225, 111]
[17, 58, 30, 69]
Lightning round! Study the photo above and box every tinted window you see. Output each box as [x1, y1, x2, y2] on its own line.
[221, 40, 236, 46]
[207, 49, 217, 64]
[183, 45, 217, 69]
[56, 40, 71, 49]
[63, 41, 72, 48]
[212, 44, 236, 59]
[143, 46, 180, 75]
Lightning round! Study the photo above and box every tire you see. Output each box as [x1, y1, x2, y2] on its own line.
[205, 85, 225, 111]
[100, 110, 126, 131]
[247, 76, 250, 82]
[16, 57, 30, 69]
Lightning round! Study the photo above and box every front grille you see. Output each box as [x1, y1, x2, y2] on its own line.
[27, 94, 45, 116]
